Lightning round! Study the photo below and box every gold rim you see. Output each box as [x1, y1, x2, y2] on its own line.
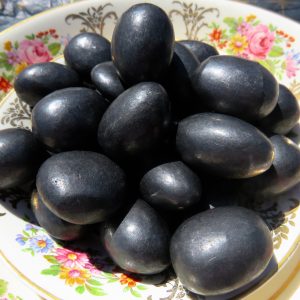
[0, 250, 59, 300]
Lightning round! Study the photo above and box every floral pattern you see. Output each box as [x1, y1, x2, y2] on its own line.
[0, 279, 23, 300]
[0, 29, 69, 99]
[15, 224, 148, 297]
[206, 15, 300, 80]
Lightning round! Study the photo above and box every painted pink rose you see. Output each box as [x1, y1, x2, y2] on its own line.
[286, 54, 299, 78]
[55, 248, 89, 268]
[246, 24, 275, 59]
[17, 39, 52, 64]
[237, 21, 252, 36]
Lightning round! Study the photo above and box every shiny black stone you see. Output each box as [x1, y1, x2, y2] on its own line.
[36, 151, 127, 225]
[111, 3, 174, 84]
[14, 62, 81, 107]
[0, 128, 47, 189]
[179, 40, 219, 62]
[64, 32, 111, 78]
[32, 87, 108, 152]
[192, 55, 279, 121]
[239, 135, 300, 196]
[31, 191, 84, 241]
[98, 82, 171, 161]
[258, 84, 300, 135]
[170, 206, 273, 296]
[140, 161, 202, 211]
[91, 62, 125, 102]
[176, 113, 274, 178]
[102, 199, 170, 274]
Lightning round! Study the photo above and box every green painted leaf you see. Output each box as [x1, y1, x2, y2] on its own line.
[75, 285, 85, 294]
[269, 46, 284, 57]
[130, 289, 142, 297]
[43, 255, 58, 264]
[87, 279, 102, 286]
[22, 230, 30, 237]
[123, 286, 130, 293]
[107, 278, 119, 283]
[3, 62, 13, 71]
[101, 272, 117, 279]
[269, 24, 277, 32]
[48, 43, 61, 56]
[14, 41, 19, 49]
[41, 268, 60, 276]
[136, 285, 147, 290]
[223, 17, 236, 30]
[25, 34, 35, 40]
[0, 279, 8, 296]
[85, 284, 106, 296]
[0, 52, 7, 58]
[8, 293, 16, 300]
[253, 20, 260, 26]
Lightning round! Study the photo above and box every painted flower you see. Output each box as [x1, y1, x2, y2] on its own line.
[59, 266, 91, 286]
[29, 235, 54, 253]
[0, 77, 12, 93]
[17, 40, 52, 64]
[228, 34, 248, 55]
[119, 274, 140, 288]
[237, 21, 252, 36]
[7, 51, 21, 65]
[15, 234, 26, 246]
[285, 51, 300, 78]
[246, 24, 275, 59]
[15, 62, 28, 75]
[4, 41, 12, 51]
[209, 28, 222, 42]
[246, 14, 256, 22]
[25, 223, 40, 231]
[55, 248, 89, 268]
[84, 262, 101, 276]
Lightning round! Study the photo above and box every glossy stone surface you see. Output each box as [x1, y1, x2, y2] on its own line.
[179, 40, 219, 62]
[103, 199, 170, 274]
[170, 206, 273, 296]
[31, 191, 84, 241]
[165, 42, 199, 118]
[140, 161, 202, 211]
[258, 84, 300, 135]
[14, 62, 81, 107]
[36, 151, 126, 225]
[98, 82, 171, 161]
[192, 55, 279, 121]
[0, 128, 47, 189]
[240, 135, 300, 196]
[111, 3, 174, 84]
[32, 87, 108, 152]
[176, 113, 274, 178]
[64, 32, 111, 78]
[91, 62, 125, 102]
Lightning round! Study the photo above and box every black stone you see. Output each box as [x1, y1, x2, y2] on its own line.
[176, 113, 274, 178]
[170, 206, 273, 296]
[179, 40, 219, 62]
[112, 3, 174, 84]
[0, 128, 47, 189]
[64, 32, 111, 78]
[91, 62, 125, 102]
[98, 82, 171, 161]
[102, 199, 170, 274]
[31, 191, 84, 241]
[32, 87, 108, 152]
[239, 135, 300, 196]
[258, 84, 300, 135]
[36, 151, 127, 225]
[14, 62, 81, 107]
[140, 161, 202, 211]
[192, 55, 279, 121]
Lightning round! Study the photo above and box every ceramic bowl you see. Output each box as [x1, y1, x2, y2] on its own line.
[0, 0, 300, 299]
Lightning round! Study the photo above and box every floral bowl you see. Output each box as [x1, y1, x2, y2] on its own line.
[0, 0, 300, 299]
